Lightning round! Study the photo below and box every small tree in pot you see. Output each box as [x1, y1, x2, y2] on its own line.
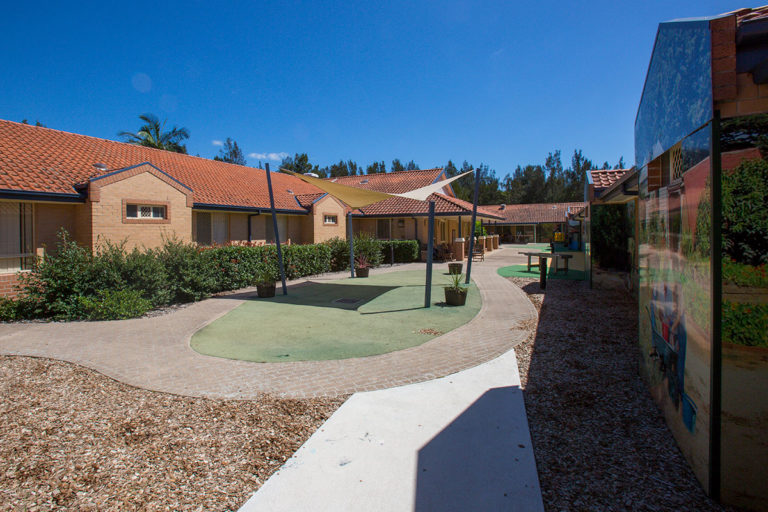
[444, 272, 468, 306]
[355, 255, 371, 278]
[254, 262, 279, 297]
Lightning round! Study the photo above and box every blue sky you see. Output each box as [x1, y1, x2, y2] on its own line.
[0, 1, 748, 176]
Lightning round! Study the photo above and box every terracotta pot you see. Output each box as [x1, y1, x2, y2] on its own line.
[444, 287, 467, 306]
[448, 262, 463, 275]
[256, 282, 276, 298]
[355, 267, 370, 278]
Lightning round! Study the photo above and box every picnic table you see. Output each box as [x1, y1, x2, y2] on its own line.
[554, 254, 573, 274]
[519, 251, 543, 272]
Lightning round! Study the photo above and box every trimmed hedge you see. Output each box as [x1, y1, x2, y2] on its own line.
[324, 233, 385, 271]
[380, 240, 420, 264]
[1, 231, 335, 322]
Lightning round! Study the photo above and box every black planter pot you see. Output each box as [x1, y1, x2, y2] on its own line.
[448, 262, 463, 275]
[355, 267, 370, 278]
[256, 282, 276, 297]
[444, 287, 468, 306]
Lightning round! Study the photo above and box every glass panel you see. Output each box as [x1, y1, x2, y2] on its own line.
[637, 123, 713, 491]
[152, 206, 165, 218]
[719, 113, 768, 509]
[126, 204, 138, 218]
[140, 206, 152, 218]
[635, 20, 712, 169]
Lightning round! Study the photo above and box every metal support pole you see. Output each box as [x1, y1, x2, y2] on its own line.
[425, 201, 435, 308]
[458, 216, 462, 238]
[265, 163, 287, 295]
[348, 212, 355, 278]
[389, 218, 394, 265]
[465, 168, 481, 285]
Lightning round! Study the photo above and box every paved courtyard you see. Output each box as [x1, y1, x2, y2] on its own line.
[0, 246, 536, 398]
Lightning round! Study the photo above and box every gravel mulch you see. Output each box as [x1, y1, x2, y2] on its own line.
[0, 356, 344, 511]
[509, 277, 728, 512]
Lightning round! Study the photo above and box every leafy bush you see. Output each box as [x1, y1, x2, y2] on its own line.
[282, 244, 332, 279]
[123, 248, 171, 306]
[722, 158, 768, 266]
[18, 231, 99, 319]
[380, 240, 420, 264]
[591, 204, 632, 270]
[78, 289, 153, 320]
[0, 298, 19, 322]
[722, 301, 768, 347]
[351, 232, 383, 268]
[324, 236, 351, 271]
[157, 237, 218, 303]
[203, 244, 264, 291]
[723, 260, 768, 288]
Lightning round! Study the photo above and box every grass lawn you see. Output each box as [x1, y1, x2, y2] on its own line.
[191, 270, 481, 362]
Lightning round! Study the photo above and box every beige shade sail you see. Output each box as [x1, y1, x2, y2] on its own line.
[281, 170, 395, 209]
[393, 169, 474, 201]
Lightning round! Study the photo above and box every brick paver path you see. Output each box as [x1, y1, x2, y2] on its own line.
[0, 246, 536, 398]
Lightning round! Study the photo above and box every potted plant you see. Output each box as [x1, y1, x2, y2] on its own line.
[444, 272, 468, 306]
[254, 266, 277, 297]
[355, 255, 370, 278]
[448, 262, 463, 275]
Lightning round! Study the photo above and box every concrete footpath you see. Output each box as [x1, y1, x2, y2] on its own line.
[239, 347, 543, 512]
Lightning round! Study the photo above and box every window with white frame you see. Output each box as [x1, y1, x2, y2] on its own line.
[126, 204, 166, 219]
[323, 215, 338, 225]
[0, 202, 34, 273]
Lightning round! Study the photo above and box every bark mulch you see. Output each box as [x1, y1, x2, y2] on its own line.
[509, 277, 728, 512]
[0, 356, 344, 511]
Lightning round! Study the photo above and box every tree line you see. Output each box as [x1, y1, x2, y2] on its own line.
[282, 150, 626, 204]
[44, 112, 625, 205]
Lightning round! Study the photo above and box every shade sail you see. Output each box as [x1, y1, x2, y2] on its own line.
[393, 169, 473, 201]
[281, 170, 395, 209]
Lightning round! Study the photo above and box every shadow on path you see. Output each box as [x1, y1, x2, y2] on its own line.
[415, 386, 539, 512]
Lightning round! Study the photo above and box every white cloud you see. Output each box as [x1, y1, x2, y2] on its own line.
[248, 152, 289, 161]
[212, 140, 224, 146]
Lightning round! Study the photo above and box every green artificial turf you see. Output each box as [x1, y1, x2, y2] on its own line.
[191, 270, 481, 362]
[497, 264, 586, 281]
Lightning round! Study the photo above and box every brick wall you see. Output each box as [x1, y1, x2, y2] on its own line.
[712, 14, 768, 117]
[310, 196, 347, 243]
[90, 171, 192, 250]
[0, 272, 23, 299]
[35, 203, 78, 251]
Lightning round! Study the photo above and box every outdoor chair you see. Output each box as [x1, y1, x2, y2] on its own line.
[472, 243, 485, 262]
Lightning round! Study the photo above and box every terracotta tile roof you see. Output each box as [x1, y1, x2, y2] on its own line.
[294, 192, 327, 209]
[357, 192, 502, 219]
[732, 5, 768, 24]
[588, 168, 631, 190]
[482, 202, 587, 224]
[0, 119, 319, 211]
[326, 168, 446, 194]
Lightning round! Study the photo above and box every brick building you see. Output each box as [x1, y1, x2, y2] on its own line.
[0, 120, 500, 296]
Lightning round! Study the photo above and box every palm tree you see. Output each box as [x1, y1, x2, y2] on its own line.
[119, 113, 190, 153]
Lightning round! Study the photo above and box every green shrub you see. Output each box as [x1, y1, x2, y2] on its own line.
[722, 301, 768, 347]
[722, 158, 768, 266]
[723, 260, 768, 288]
[157, 237, 217, 303]
[78, 289, 153, 320]
[282, 244, 332, 278]
[203, 245, 264, 291]
[351, 232, 383, 268]
[325, 237, 351, 271]
[380, 240, 420, 264]
[18, 231, 99, 319]
[123, 248, 170, 306]
[592, 204, 632, 270]
[0, 298, 18, 322]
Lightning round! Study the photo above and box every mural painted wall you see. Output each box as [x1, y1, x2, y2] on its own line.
[638, 122, 713, 490]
